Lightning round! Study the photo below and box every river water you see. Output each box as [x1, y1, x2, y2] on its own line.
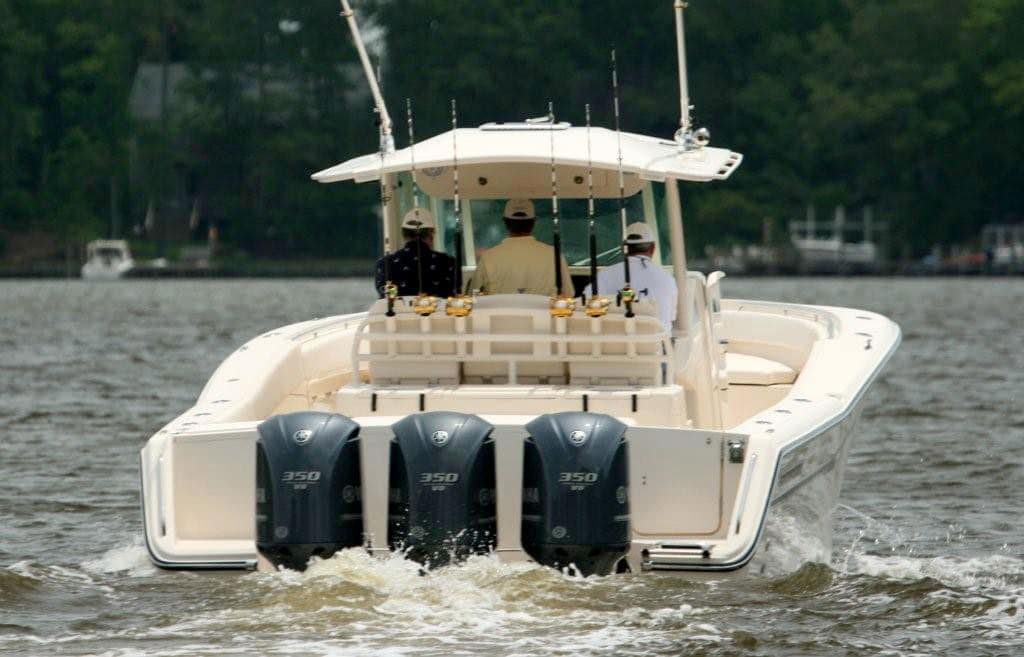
[0, 277, 1021, 656]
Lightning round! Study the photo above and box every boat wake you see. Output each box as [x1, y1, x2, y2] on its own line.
[3, 531, 1020, 656]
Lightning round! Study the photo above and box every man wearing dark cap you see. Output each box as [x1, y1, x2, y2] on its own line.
[374, 208, 456, 298]
[470, 199, 571, 295]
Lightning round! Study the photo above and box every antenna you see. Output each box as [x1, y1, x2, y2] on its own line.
[611, 49, 636, 318]
[672, 1, 710, 151]
[584, 103, 609, 318]
[407, 98, 437, 316]
[338, 0, 393, 151]
[445, 99, 473, 317]
[548, 102, 574, 318]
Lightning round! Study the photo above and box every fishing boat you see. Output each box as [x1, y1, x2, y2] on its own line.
[81, 239, 134, 280]
[138, 1, 899, 576]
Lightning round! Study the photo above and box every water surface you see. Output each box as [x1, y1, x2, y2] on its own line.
[1, 277, 1021, 656]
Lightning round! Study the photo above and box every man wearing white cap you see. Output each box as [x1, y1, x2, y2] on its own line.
[374, 208, 456, 298]
[584, 222, 678, 330]
[470, 199, 572, 296]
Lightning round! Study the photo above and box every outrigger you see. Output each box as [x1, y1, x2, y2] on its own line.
[139, 1, 899, 576]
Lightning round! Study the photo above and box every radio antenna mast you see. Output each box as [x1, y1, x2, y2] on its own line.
[338, 0, 393, 152]
[547, 103, 574, 318]
[611, 49, 636, 318]
[673, 1, 710, 151]
[445, 99, 473, 317]
[584, 103, 609, 318]
[407, 98, 437, 316]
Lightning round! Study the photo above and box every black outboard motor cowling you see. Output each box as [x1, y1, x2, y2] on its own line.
[388, 412, 496, 567]
[522, 412, 629, 576]
[256, 412, 363, 570]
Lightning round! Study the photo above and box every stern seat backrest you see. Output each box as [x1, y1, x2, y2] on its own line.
[461, 295, 566, 385]
[360, 296, 670, 387]
[364, 299, 459, 385]
[566, 300, 666, 386]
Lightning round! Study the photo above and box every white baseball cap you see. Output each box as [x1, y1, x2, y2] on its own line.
[401, 208, 436, 230]
[503, 198, 536, 220]
[624, 222, 656, 244]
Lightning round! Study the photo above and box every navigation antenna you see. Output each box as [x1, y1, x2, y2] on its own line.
[672, 1, 710, 151]
[548, 102, 575, 318]
[406, 99, 437, 316]
[338, 0, 393, 152]
[445, 99, 473, 317]
[584, 103, 610, 318]
[611, 49, 636, 318]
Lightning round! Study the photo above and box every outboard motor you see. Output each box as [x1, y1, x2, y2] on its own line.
[388, 412, 496, 567]
[256, 412, 363, 570]
[522, 412, 629, 576]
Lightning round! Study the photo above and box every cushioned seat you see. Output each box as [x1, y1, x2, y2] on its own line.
[725, 352, 797, 386]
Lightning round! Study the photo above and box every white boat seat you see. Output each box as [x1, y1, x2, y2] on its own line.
[461, 295, 567, 384]
[357, 296, 672, 387]
[566, 301, 667, 386]
[725, 352, 797, 386]
[721, 310, 825, 370]
[364, 299, 460, 385]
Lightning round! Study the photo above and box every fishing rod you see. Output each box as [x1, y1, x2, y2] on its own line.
[584, 103, 609, 318]
[445, 98, 473, 317]
[548, 102, 574, 318]
[611, 49, 636, 318]
[406, 98, 437, 316]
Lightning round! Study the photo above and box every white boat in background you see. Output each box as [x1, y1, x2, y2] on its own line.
[789, 206, 886, 274]
[81, 239, 134, 280]
[139, 1, 899, 577]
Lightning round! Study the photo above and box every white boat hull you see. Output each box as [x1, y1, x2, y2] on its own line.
[138, 291, 899, 577]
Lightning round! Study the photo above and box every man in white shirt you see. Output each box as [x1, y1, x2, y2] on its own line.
[584, 222, 678, 330]
[470, 199, 572, 296]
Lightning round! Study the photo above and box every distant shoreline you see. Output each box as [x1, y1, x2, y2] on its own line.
[0, 258, 378, 279]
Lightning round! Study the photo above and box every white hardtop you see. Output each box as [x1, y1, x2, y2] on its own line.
[312, 124, 742, 189]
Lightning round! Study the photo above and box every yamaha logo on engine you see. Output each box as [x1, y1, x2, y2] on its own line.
[569, 430, 588, 446]
[292, 429, 313, 445]
[430, 430, 450, 446]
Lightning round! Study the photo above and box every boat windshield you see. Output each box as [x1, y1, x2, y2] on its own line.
[394, 173, 674, 269]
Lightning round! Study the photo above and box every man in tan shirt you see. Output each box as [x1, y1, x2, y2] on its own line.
[470, 199, 572, 295]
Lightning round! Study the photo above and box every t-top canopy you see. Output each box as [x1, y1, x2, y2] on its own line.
[311, 125, 742, 197]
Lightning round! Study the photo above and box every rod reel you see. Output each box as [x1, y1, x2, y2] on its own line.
[546, 102, 576, 319]
[446, 98, 474, 318]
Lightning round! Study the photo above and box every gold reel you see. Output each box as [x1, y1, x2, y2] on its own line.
[584, 295, 611, 317]
[411, 294, 438, 316]
[445, 294, 474, 317]
[549, 295, 576, 318]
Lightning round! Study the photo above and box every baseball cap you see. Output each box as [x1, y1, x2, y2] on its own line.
[624, 222, 656, 244]
[401, 208, 436, 230]
[503, 198, 536, 220]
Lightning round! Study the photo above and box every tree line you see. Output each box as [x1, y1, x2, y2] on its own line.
[1, 0, 1021, 261]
